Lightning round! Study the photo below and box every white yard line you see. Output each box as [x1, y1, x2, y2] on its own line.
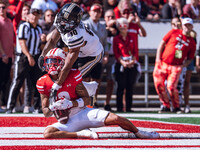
[0, 139, 200, 146]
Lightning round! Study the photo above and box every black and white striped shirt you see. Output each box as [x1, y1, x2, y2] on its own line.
[16, 22, 43, 55]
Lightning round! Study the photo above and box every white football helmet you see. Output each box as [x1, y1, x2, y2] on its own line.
[44, 48, 67, 75]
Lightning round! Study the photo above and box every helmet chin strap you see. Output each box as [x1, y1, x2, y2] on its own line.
[48, 66, 59, 75]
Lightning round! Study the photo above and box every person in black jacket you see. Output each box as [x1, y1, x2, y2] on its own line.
[161, 0, 182, 19]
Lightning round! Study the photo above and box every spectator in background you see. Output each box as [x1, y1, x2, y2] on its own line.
[31, 0, 58, 13]
[145, 0, 165, 21]
[119, 4, 146, 112]
[6, 8, 45, 113]
[83, 3, 108, 107]
[162, 0, 182, 19]
[153, 18, 196, 114]
[169, 16, 197, 113]
[0, 1, 14, 113]
[38, 9, 55, 35]
[103, 0, 119, 13]
[71, 0, 91, 20]
[113, 18, 140, 112]
[130, 0, 151, 20]
[183, 0, 200, 19]
[121, 4, 146, 70]
[12, 1, 30, 47]
[114, 0, 132, 19]
[179, 15, 197, 113]
[102, 9, 118, 111]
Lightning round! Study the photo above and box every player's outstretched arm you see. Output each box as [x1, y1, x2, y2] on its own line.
[40, 93, 53, 117]
[38, 29, 61, 71]
[56, 47, 80, 86]
[41, 28, 61, 56]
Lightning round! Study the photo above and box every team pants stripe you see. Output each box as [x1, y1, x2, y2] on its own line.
[79, 51, 103, 77]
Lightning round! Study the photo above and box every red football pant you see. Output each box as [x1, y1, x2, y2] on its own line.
[153, 62, 182, 109]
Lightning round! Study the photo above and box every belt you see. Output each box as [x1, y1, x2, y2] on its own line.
[15, 53, 24, 56]
[109, 55, 115, 57]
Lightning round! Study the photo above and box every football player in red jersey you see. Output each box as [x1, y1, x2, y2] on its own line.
[36, 48, 160, 139]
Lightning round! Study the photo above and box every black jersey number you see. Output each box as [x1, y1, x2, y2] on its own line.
[70, 30, 78, 36]
[84, 25, 94, 36]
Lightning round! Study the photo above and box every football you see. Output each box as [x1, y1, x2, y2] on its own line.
[53, 109, 69, 124]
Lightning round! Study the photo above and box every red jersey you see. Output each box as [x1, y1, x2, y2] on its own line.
[114, 6, 121, 19]
[36, 69, 82, 101]
[113, 33, 138, 63]
[161, 29, 196, 65]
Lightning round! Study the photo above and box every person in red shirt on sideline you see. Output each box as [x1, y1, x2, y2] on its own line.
[113, 18, 140, 112]
[36, 47, 160, 139]
[153, 17, 196, 114]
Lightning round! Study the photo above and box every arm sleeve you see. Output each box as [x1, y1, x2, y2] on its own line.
[73, 70, 83, 85]
[66, 35, 84, 49]
[12, 0, 24, 34]
[36, 77, 46, 95]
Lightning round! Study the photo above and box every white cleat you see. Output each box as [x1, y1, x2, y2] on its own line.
[135, 130, 160, 139]
[77, 129, 98, 139]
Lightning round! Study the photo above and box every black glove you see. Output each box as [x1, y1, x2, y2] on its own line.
[49, 89, 58, 104]
[38, 55, 45, 71]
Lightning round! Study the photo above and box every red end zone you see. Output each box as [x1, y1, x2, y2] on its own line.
[0, 116, 200, 149]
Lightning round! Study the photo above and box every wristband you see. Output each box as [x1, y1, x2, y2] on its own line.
[76, 98, 84, 107]
[52, 83, 62, 90]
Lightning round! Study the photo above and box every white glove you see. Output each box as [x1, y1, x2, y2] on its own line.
[52, 83, 62, 90]
[54, 99, 73, 110]
[82, 81, 98, 97]
[49, 102, 58, 111]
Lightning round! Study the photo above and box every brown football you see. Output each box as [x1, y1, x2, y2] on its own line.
[53, 109, 69, 124]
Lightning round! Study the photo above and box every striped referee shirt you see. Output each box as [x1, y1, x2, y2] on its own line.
[16, 21, 43, 55]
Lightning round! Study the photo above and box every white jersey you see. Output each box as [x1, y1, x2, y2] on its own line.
[60, 21, 103, 57]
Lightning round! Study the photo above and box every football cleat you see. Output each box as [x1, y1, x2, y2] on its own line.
[135, 130, 160, 139]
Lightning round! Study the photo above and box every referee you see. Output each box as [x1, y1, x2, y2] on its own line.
[6, 8, 46, 113]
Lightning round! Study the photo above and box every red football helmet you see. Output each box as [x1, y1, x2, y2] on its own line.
[44, 48, 67, 75]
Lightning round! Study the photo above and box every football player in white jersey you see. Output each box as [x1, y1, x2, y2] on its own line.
[37, 48, 160, 139]
[38, 2, 104, 101]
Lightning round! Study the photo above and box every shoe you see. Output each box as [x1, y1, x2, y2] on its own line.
[93, 102, 99, 108]
[135, 130, 160, 139]
[173, 107, 183, 114]
[6, 109, 12, 114]
[158, 106, 171, 113]
[0, 108, 6, 113]
[77, 129, 98, 139]
[184, 105, 191, 113]
[104, 104, 112, 111]
[23, 106, 34, 113]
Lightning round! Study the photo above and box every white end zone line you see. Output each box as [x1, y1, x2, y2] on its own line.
[0, 139, 200, 146]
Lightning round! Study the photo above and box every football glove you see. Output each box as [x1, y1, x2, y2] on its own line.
[54, 99, 73, 110]
[49, 102, 58, 111]
[49, 83, 62, 105]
